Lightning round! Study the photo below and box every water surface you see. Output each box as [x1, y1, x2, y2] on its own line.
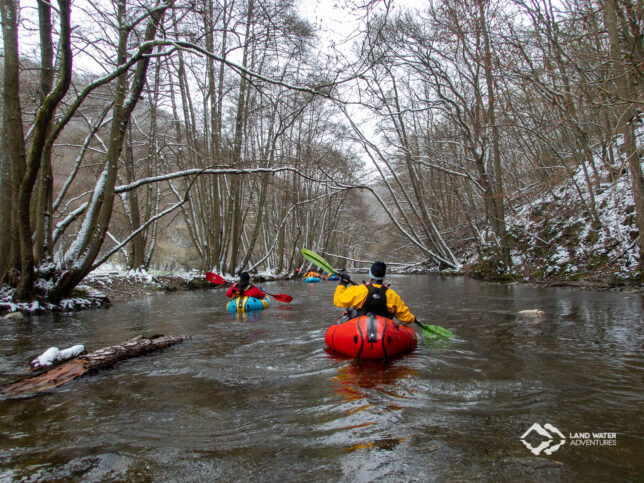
[1, 275, 642, 481]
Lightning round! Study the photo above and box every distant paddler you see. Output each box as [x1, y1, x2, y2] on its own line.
[226, 272, 266, 299]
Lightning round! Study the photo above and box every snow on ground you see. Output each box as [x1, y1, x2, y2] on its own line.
[87, 262, 196, 281]
[0, 286, 106, 315]
[0, 263, 203, 316]
[478, 127, 642, 283]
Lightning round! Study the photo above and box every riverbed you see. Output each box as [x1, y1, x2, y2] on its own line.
[1, 275, 642, 481]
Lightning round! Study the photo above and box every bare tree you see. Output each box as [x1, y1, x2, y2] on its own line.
[603, 0, 644, 277]
[49, 0, 172, 300]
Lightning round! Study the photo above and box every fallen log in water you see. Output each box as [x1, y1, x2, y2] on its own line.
[0, 334, 188, 398]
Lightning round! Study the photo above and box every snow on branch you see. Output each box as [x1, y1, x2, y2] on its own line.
[114, 166, 325, 193]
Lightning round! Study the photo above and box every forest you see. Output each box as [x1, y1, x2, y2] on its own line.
[0, 0, 642, 306]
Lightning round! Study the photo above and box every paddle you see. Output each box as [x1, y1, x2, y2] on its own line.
[301, 248, 455, 340]
[301, 248, 338, 276]
[205, 272, 293, 303]
[415, 321, 455, 340]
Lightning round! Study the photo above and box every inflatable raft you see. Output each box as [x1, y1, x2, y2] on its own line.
[305, 277, 321, 283]
[325, 315, 417, 359]
[227, 296, 271, 313]
[327, 274, 339, 281]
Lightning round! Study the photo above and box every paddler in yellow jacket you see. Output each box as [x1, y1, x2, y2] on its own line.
[333, 261, 416, 324]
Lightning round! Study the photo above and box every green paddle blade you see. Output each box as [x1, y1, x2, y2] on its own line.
[416, 320, 455, 340]
[301, 248, 337, 275]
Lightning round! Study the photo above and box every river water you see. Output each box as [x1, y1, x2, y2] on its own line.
[0, 275, 642, 481]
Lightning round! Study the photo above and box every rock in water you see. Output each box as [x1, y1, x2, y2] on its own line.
[4, 312, 23, 320]
[517, 309, 545, 316]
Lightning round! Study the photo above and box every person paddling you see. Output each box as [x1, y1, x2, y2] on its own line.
[333, 261, 416, 324]
[226, 272, 266, 299]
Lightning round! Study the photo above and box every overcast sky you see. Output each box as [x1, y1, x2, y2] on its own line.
[297, 0, 425, 55]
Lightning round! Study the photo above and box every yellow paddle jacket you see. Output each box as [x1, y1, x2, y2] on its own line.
[333, 283, 415, 324]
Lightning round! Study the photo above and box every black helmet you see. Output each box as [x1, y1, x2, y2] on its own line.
[239, 271, 250, 287]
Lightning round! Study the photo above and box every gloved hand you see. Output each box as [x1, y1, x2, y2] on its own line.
[338, 272, 351, 286]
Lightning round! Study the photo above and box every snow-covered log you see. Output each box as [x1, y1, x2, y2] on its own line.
[30, 347, 60, 369]
[30, 344, 86, 370]
[1, 334, 187, 398]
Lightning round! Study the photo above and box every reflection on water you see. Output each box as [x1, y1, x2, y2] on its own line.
[331, 359, 418, 402]
[330, 359, 417, 456]
[0, 276, 643, 481]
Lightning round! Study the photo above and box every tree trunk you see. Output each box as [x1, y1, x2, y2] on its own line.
[479, 0, 511, 269]
[32, 0, 56, 265]
[604, 0, 644, 279]
[0, 0, 26, 284]
[14, 0, 72, 301]
[227, 0, 254, 274]
[123, 126, 146, 269]
[0, 334, 188, 398]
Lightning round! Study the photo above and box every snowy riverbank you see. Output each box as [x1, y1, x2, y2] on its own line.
[0, 265, 296, 317]
[0, 267, 207, 317]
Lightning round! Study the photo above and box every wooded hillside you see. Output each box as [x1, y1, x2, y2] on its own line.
[1, 0, 641, 306]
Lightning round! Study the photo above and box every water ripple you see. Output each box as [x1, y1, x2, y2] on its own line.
[1, 277, 642, 481]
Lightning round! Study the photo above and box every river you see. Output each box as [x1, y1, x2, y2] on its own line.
[1, 275, 643, 481]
